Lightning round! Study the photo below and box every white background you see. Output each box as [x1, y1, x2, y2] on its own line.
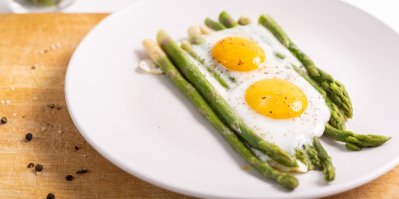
[0, 0, 398, 33]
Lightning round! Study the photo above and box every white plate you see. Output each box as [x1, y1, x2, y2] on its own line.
[65, 0, 399, 198]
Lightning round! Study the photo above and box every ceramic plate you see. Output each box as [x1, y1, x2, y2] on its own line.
[65, 0, 399, 198]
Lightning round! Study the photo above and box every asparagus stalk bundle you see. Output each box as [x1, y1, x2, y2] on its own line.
[204, 11, 390, 151]
[157, 30, 298, 168]
[143, 40, 298, 190]
[183, 23, 336, 180]
[142, 11, 391, 189]
[200, 12, 335, 180]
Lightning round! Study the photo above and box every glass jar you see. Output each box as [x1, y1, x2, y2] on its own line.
[7, 0, 76, 13]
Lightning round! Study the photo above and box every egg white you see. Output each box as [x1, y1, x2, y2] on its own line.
[190, 24, 330, 154]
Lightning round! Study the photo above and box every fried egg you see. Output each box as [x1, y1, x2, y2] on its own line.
[190, 24, 330, 154]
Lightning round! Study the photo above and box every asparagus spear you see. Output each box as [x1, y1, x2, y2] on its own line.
[294, 64, 390, 149]
[143, 39, 298, 190]
[157, 30, 298, 167]
[324, 124, 391, 150]
[219, 11, 238, 28]
[199, 25, 213, 35]
[293, 65, 346, 130]
[238, 16, 251, 26]
[295, 148, 314, 170]
[304, 144, 321, 169]
[258, 14, 353, 118]
[187, 26, 204, 45]
[204, 18, 226, 31]
[313, 137, 335, 181]
[180, 41, 230, 89]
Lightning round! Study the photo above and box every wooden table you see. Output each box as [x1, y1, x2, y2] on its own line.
[0, 14, 397, 199]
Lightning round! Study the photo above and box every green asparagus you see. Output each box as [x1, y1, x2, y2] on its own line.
[238, 16, 251, 26]
[324, 124, 391, 150]
[219, 11, 238, 28]
[304, 144, 321, 169]
[295, 148, 314, 170]
[204, 18, 226, 31]
[200, 26, 213, 35]
[143, 39, 298, 190]
[313, 137, 335, 181]
[187, 26, 204, 45]
[293, 65, 346, 130]
[157, 30, 298, 167]
[258, 14, 353, 118]
[29, 0, 58, 6]
[180, 41, 230, 89]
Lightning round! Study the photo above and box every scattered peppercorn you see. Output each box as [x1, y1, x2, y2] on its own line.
[35, 164, 43, 172]
[74, 146, 80, 150]
[65, 175, 74, 181]
[25, 133, 33, 141]
[47, 104, 62, 110]
[47, 193, 55, 199]
[0, 117, 7, 124]
[27, 163, 35, 168]
[76, 168, 88, 175]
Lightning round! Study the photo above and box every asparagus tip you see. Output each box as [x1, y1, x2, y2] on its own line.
[276, 173, 299, 190]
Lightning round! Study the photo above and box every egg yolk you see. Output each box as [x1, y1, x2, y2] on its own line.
[211, 36, 265, 72]
[245, 79, 308, 119]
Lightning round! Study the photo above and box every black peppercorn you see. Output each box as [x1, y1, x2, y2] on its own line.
[27, 163, 34, 168]
[25, 133, 33, 141]
[74, 146, 80, 150]
[0, 117, 7, 124]
[76, 168, 88, 175]
[65, 175, 74, 181]
[35, 164, 43, 172]
[47, 193, 55, 199]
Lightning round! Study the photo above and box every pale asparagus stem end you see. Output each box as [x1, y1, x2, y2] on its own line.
[143, 39, 164, 61]
[238, 16, 251, 25]
[200, 25, 213, 34]
[156, 30, 169, 45]
[187, 26, 204, 44]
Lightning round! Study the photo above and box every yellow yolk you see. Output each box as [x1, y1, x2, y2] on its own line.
[245, 79, 308, 119]
[211, 36, 265, 72]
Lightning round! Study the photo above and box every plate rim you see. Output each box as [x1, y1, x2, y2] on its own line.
[65, 0, 399, 198]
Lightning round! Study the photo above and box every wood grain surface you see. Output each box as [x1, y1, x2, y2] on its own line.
[0, 14, 397, 199]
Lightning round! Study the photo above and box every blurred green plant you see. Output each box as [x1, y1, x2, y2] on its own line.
[26, 0, 60, 6]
